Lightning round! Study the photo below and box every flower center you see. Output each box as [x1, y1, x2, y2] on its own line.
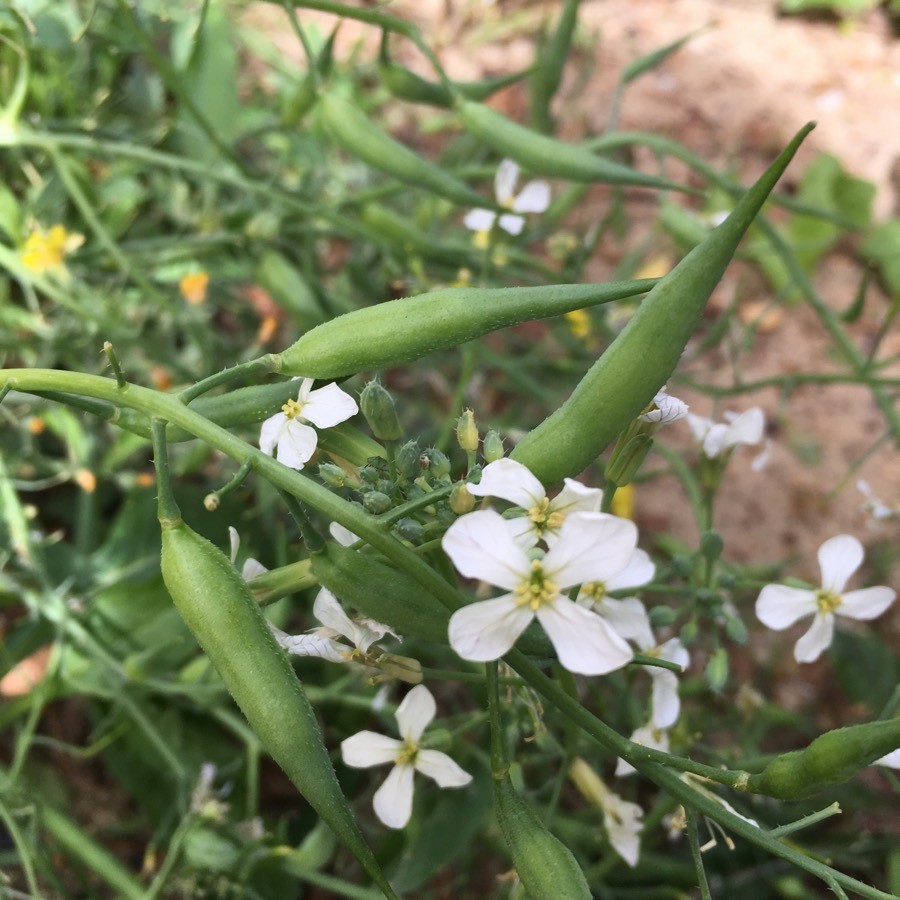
[281, 398, 304, 420]
[528, 498, 565, 534]
[815, 589, 842, 615]
[513, 559, 559, 611]
[395, 740, 419, 767]
[580, 581, 607, 602]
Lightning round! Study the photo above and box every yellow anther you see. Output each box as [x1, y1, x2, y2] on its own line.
[513, 559, 559, 611]
[281, 398, 303, 420]
[816, 590, 842, 615]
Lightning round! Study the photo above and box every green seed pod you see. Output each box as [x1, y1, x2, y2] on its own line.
[494, 775, 591, 900]
[316, 92, 493, 210]
[360, 380, 402, 441]
[511, 124, 813, 484]
[159, 518, 393, 895]
[747, 719, 900, 801]
[456, 98, 691, 193]
[310, 542, 451, 644]
[276, 279, 656, 379]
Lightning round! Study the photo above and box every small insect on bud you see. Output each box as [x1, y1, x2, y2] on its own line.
[456, 409, 479, 452]
[359, 381, 402, 441]
[483, 430, 505, 463]
[422, 448, 451, 479]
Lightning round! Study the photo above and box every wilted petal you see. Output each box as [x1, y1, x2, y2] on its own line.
[276, 420, 318, 470]
[467, 458, 545, 508]
[818, 534, 863, 594]
[301, 382, 359, 429]
[313, 589, 357, 642]
[464, 208, 497, 232]
[442, 510, 530, 590]
[498, 213, 526, 235]
[494, 158, 520, 205]
[448, 594, 534, 662]
[649, 669, 681, 729]
[837, 586, 896, 621]
[607, 549, 655, 592]
[756, 584, 818, 629]
[415, 749, 473, 787]
[794, 613, 834, 663]
[373, 763, 415, 829]
[271, 627, 347, 663]
[341, 731, 402, 768]
[395, 684, 436, 744]
[259, 412, 286, 456]
[543, 513, 637, 588]
[512, 179, 551, 214]
[537, 599, 632, 676]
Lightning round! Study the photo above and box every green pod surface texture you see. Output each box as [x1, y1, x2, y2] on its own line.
[747, 718, 900, 801]
[276, 279, 657, 379]
[494, 775, 591, 899]
[159, 520, 395, 898]
[317, 92, 492, 210]
[380, 61, 532, 109]
[457, 98, 691, 192]
[511, 123, 814, 484]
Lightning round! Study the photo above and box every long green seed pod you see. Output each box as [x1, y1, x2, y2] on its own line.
[511, 123, 814, 484]
[746, 719, 900, 801]
[494, 775, 591, 899]
[316, 92, 495, 209]
[456, 98, 693, 192]
[275, 279, 657, 379]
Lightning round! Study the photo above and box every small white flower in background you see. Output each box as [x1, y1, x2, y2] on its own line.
[615, 722, 670, 777]
[638, 387, 689, 426]
[750, 438, 773, 473]
[443, 509, 636, 675]
[228, 527, 268, 581]
[259, 378, 358, 470]
[464, 158, 551, 236]
[329, 521, 361, 546]
[756, 534, 896, 664]
[466, 458, 602, 549]
[637, 637, 689, 729]
[857, 479, 897, 522]
[190, 763, 229, 822]
[874, 749, 900, 769]
[687, 407, 765, 459]
[570, 758, 643, 867]
[341, 684, 472, 829]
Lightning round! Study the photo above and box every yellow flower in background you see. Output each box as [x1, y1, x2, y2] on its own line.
[179, 271, 210, 305]
[610, 483, 635, 521]
[21, 225, 84, 275]
[565, 308, 591, 341]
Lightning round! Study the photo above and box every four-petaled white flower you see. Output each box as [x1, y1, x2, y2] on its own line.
[341, 685, 472, 828]
[687, 408, 764, 459]
[443, 509, 636, 675]
[259, 378, 358, 470]
[464, 159, 550, 236]
[857, 479, 897, 522]
[638, 387, 689, 426]
[466, 458, 603, 549]
[756, 534, 896, 664]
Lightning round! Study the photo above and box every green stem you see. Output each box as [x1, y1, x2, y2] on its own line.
[686, 808, 712, 900]
[178, 354, 279, 404]
[150, 419, 182, 524]
[769, 802, 842, 838]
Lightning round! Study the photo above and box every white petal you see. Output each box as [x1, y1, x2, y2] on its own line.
[550, 479, 603, 516]
[296, 378, 314, 403]
[464, 208, 496, 232]
[273, 629, 347, 663]
[542, 513, 637, 589]
[602, 792, 643, 867]
[341, 731, 402, 768]
[259, 413, 286, 456]
[313, 589, 356, 642]
[640, 390, 688, 425]
[649, 670, 681, 728]
[494, 158, 519, 205]
[329, 521, 360, 546]
[658, 637, 690, 670]
[228, 527, 240, 563]
[301, 382, 359, 428]
[373, 763, 415, 829]
[593, 597, 653, 648]
[498, 213, 526, 235]
[448, 594, 534, 662]
[512, 179, 551, 214]
[616, 723, 669, 777]
[276, 420, 318, 470]
[505, 515, 541, 550]
[722, 407, 764, 448]
[755, 584, 818, 629]
[395, 684, 436, 744]
[686, 413, 713, 445]
[415, 749, 473, 787]
[794, 613, 834, 663]
[536, 599, 632, 676]
[241, 558, 268, 581]
[817, 534, 863, 593]
[702, 422, 730, 458]
[874, 749, 900, 769]
[836, 586, 896, 620]
[467, 458, 545, 507]
[606, 549, 655, 591]
[442, 510, 530, 590]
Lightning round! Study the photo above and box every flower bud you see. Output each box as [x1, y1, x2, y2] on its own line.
[604, 433, 653, 486]
[724, 615, 747, 644]
[423, 447, 451, 479]
[363, 491, 392, 514]
[359, 381, 402, 441]
[449, 482, 475, 514]
[358, 465, 380, 484]
[456, 409, 479, 452]
[700, 530, 724, 562]
[648, 605, 677, 628]
[395, 518, 425, 543]
[396, 440, 421, 479]
[705, 647, 729, 693]
[375, 653, 423, 685]
[319, 463, 349, 488]
[483, 430, 505, 463]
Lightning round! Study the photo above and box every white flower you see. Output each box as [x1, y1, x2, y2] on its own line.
[464, 159, 550, 236]
[466, 458, 602, 549]
[615, 722, 670, 777]
[259, 378, 358, 470]
[756, 534, 896, 664]
[874, 750, 900, 768]
[228, 527, 268, 581]
[638, 387, 689, 425]
[637, 637, 689, 729]
[340, 685, 472, 828]
[443, 509, 636, 675]
[687, 408, 764, 459]
[857, 479, 896, 522]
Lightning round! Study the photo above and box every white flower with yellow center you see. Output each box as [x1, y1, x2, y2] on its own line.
[466, 458, 603, 549]
[687, 407, 764, 459]
[443, 509, 636, 675]
[756, 534, 896, 664]
[341, 685, 472, 829]
[259, 378, 358, 470]
[464, 158, 551, 237]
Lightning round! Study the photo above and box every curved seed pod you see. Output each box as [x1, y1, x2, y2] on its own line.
[511, 123, 814, 484]
[317, 92, 494, 209]
[276, 279, 657, 379]
[159, 519, 396, 898]
[494, 775, 591, 899]
[456, 98, 694, 192]
[746, 718, 900, 801]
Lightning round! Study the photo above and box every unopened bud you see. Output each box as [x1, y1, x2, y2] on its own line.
[450, 482, 475, 514]
[456, 409, 479, 452]
[396, 441, 421, 479]
[423, 448, 450, 479]
[604, 433, 653, 486]
[363, 491, 392, 514]
[705, 647, 729, 693]
[395, 518, 425, 543]
[359, 381, 402, 441]
[318, 463, 349, 488]
[700, 530, 724, 562]
[375, 653, 423, 684]
[483, 430, 504, 463]
[648, 605, 677, 628]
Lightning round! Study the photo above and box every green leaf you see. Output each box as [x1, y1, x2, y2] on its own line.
[860, 220, 900, 295]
